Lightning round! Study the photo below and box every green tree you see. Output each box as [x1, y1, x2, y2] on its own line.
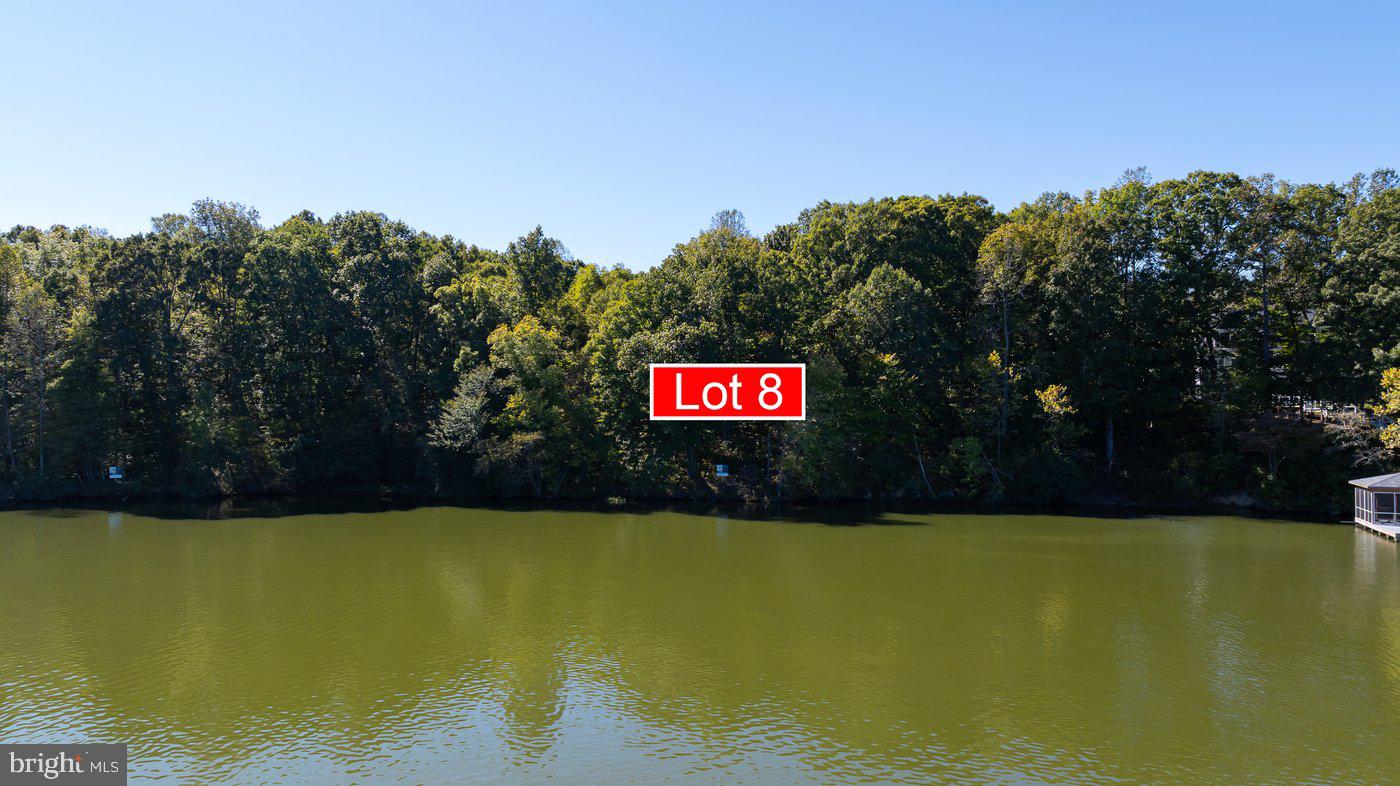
[5, 274, 64, 478]
[1323, 176, 1400, 398]
[504, 227, 579, 314]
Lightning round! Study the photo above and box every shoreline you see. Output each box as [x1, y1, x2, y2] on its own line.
[0, 487, 1341, 524]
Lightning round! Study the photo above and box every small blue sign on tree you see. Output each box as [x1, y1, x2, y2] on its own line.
[715, 464, 729, 477]
[108, 466, 124, 481]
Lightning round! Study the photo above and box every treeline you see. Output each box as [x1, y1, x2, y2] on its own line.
[3, 169, 1399, 511]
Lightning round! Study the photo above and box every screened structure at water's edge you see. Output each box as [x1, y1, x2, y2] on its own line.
[1351, 473, 1400, 524]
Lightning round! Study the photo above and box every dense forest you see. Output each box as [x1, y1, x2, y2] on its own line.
[3, 168, 1399, 512]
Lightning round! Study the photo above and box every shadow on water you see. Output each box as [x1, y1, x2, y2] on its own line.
[1, 493, 1338, 527]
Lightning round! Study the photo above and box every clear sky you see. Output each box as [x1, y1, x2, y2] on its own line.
[3, 1, 1396, 269]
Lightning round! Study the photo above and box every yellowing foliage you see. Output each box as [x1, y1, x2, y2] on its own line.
[1036, 384, 1076, 418]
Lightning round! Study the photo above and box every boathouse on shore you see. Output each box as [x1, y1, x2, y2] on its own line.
[1351, 473, 1400, 539]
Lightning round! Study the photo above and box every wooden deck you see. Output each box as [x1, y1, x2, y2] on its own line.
[1356, 519, 1400, 541]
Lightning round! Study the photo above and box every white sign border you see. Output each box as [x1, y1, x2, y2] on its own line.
[649, 363, 807, 421]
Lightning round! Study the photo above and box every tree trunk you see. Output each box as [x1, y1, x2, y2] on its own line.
[685, 445, 706, 499]
[549, 466, 570, 496]
[1105, 416, 1115, 472]
[1260, 254, 1272, 409]
[36, 369, 45, 480]
[1, 385, 16, 474]
[999, 292, 1010, 463]
[765, 428, 772, 501]
[913, 433, 935, 497]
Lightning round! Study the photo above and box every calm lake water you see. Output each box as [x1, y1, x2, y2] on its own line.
[2, 505, 1398, 784]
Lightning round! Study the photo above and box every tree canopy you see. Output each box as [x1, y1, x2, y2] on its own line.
[3, 169, 1398, 512]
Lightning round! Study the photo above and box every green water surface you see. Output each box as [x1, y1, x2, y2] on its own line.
[1, 506, 1397, 784]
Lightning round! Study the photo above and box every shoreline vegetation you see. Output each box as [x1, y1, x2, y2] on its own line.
[0, 491, 1340, 527]
[3, 168, 1399, 515]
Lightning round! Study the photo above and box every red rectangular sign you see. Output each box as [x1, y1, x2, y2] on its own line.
[650, 363, 806, 420]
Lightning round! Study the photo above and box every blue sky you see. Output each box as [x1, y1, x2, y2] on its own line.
[2, 1, 1396, 269]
